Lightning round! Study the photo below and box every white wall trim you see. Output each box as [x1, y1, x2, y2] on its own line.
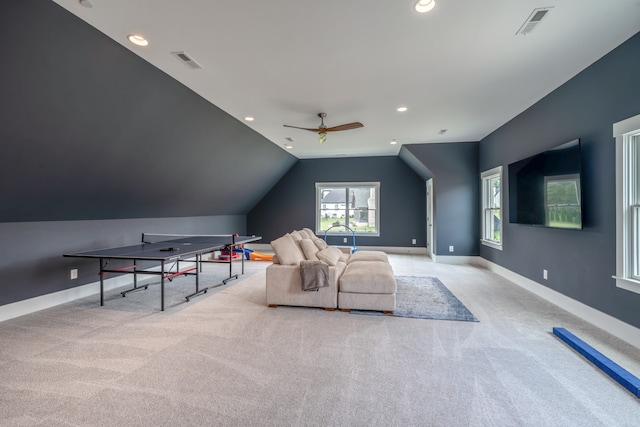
[249, 243, 429, 255]
[433, 255, 483, 265]
[478, 258, 640, 349]
[0, 275, 134, 323]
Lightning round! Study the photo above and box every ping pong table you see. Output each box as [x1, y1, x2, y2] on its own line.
[64, 234, 261, 311]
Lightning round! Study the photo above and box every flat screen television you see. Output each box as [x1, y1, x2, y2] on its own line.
[508, 138, 582, 229]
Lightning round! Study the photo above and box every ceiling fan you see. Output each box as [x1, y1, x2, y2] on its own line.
[284, 113, 363, 144]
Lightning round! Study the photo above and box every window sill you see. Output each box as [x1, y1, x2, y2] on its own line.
[613, 276, 640, 294]
[481, 239, 502, 250]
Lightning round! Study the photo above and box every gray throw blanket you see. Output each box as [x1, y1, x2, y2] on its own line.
[300, 260, 329, 291]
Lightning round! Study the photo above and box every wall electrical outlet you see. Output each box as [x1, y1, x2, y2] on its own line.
[412, 239, 416, 245]
[449, 245, 454, 252]
[70, 269, 78, 280]
[543, 269, 548, 280]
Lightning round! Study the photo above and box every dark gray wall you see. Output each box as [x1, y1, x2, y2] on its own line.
[0, 1, 295, 307]
[479, 31, 640, 328]
[247, 156, 426, 248]
[0, 0, 296, 222]
[0, 216, 244, 306]
[401, 143, 480, 256]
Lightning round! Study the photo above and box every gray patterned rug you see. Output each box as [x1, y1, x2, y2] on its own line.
[352, 276, 479, 322]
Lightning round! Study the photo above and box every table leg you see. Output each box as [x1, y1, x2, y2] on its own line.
[99, 258, 104, 306]
[161, 260, 165, 311]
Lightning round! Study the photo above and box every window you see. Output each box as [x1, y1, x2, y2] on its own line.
[614, 113, 640, 293]
[316, 182, 379, 236]
[481, 166, 502, 250]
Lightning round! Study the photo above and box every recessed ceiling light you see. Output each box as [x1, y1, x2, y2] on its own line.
[127, 34, 149, 47]
[78, 0, 93, 8]
[438, 129, 448, 134]
[397, 106, 408, 112]
[284, 144, 293, 150]
[390, 139, 398, 145]
[244, 116, 254, 122]
[414, 0, 436, 13]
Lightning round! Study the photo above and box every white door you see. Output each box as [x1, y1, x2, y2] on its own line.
[426, 179, 434, 258]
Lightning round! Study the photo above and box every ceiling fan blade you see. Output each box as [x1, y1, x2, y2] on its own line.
[283, 124, 322, 133]
[324, 122, 364, 132]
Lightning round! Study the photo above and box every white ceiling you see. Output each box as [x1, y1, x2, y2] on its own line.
[53, 0, 640, 159]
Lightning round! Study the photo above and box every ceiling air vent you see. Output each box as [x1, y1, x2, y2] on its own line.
[171, 51, 203, 69]
[516, 7, 553, 35]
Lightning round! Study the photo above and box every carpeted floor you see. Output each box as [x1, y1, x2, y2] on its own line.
[1, 255, 639, 426]
[351, 276, 478, 321]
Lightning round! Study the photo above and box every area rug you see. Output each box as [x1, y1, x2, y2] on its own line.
[352, 276, 478, 322]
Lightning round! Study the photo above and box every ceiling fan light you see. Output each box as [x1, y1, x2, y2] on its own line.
[414, 0, 436, 13]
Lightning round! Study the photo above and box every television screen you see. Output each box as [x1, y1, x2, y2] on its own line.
[508, 139, 582, 229]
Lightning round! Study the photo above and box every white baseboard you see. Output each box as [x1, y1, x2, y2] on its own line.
[477, 258, 640, 349]
[433, 255, 482, 265]
[0, 275, 135, 323]
[249, 243, 428, 256]
[0, 261, 197, 323]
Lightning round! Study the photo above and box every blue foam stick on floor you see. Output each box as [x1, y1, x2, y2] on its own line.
[553, 327, 640, 398]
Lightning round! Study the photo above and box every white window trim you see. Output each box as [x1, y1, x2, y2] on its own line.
[315, 182, 380, 237]
[481, 166, 503, 250]
[613, 113, 640, 294]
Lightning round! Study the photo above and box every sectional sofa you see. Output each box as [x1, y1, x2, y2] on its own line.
[266, 228, 397, 313]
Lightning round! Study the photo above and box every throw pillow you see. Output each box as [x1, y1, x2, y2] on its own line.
[289, 230, 303, 241]
[298, 238, 319, 260]
[313, 238, 328, 250]
[302, 228, 316, 239]
[270, 234, 305, 265]
[316, 247, 342, 266]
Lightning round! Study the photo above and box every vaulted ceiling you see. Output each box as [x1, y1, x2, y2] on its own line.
[52, 0, 640, 159]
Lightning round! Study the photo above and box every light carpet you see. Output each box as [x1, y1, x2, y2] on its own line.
[352, 276, 478, 321]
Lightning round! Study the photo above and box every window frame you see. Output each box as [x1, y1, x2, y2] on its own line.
[481, 166, 503, 250]
[315, 182, 380, 237]
[613, 113, 640, 293]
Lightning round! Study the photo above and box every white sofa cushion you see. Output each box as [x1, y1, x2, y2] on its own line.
[313, 238, 328, 250]
[299, 238, 319, 260]
[348, 250, 389, 263]
[302, 228, 316, 239]
[340, 261, 397, 294]
[289, 230, 304, 241]
[316, 246, 343, 266]
[270, 233, 305, 265]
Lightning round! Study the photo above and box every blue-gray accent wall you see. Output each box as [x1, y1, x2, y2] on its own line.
[400, 143, 480, 257]
[479, 31, 640, 328]
[0, 0, 296, 222]
[247, 156, 426, 248]
[0, 1, 294, 306]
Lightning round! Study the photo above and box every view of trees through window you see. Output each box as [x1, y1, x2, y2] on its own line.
[482, 172, 501, 244]
[316, 184, 379, 235]
[544, 175, 581, 229]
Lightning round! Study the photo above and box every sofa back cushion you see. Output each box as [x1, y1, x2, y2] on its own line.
[299, 238, 319, 260]
[270, 234, 305, 265]
[302, 228, 316, 239]
[289, 230, 304, 241]
[316, 246, 343, 266]
[314, 238, 328, 250]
